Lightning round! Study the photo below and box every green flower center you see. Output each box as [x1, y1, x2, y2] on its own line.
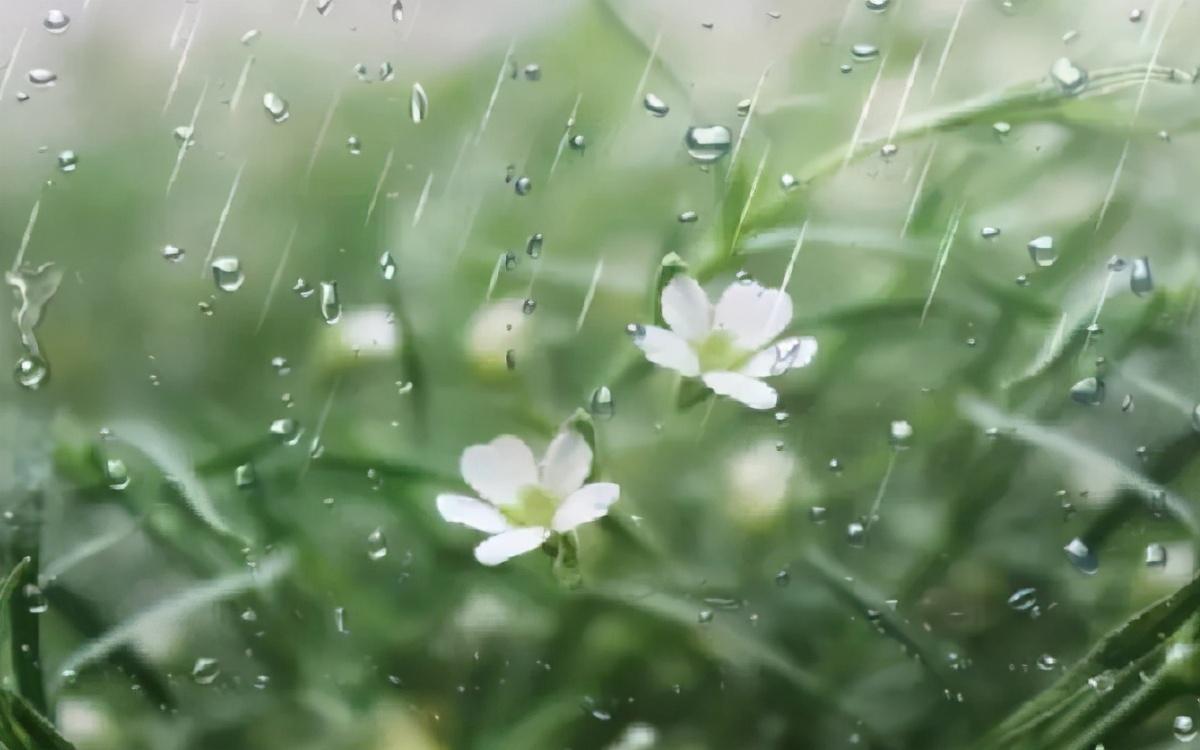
[695, 330, 753, 372]
[502, 485, 559, 528]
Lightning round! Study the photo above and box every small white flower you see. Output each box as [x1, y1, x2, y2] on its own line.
[437, 429, 620, 566]
[630, 275, 817, 410]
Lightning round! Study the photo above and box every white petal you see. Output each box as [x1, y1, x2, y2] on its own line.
[460, 435, 538, 506]
[552, 482, 620, 532]
[713, 281, 793, 351]
[473, 526, 549, 566]
[540, 429, 592, 498]
[633, 325, 700, 376]
[702, 371, 778, 410]
[436, 494, 511, 534]
[661, 275, 712, 342]
[739, 336, 818, 377]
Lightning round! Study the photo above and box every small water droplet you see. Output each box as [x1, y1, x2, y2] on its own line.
[192, 657, 221, 685]
[241, 29, 260, 45]
[981, 226, 1000, 239]
[1129, 8, 1144, 22]
[523, 64, 541, 81]
[1130, 256, 1153, 296]
[269, 418, 303, 445]
[780, 173, 798, 192]
[697, 609, 714, 624]
[162, 244, 185, 262]
[316, 0, 334, 15]
[391, 0, 404, 22]
[1036, 654, 1057, 671]
[1087, 671, 1114, 693]
[889, 419, 913, 448]
[28, 69, 57, 87]
[865, 0, 890, 10]
[410, 83, 428, 123]
[514, 176, 533, 195]
[992, 121, 1012, 136]
[347, 135, 362, 155]
[379, 252, 397, 280]
[522, 298, 537, 315]
[24, 584, 48, 614]
[678, 210, 698, 223]
[846, 520, 866, 546]
[57, 150, 78, 173]
[589, 386, 615, 419]
[367, 528, 389, 560]
[684, 125, 732, 164]
[319, 281, 341, 324]
[379, 62, 394, 82]
[293, 278, 314, 298]
[643, 93, 669, 117]
[43, 10, 70, 33]
[1050, 57, 1087, 94]
[334, 606, 350, 634]
[211, 257, 245, 292]
[1027, 236, 1057, 267]
[235, 463, 256, 488]
[263, 92, 289, 123]
[1007, 587, 1038, 612]
[1064, 537, 1099, 575]
[850, 43, 880, 61]
[1145, 542, 1168, 568]
[1069, 376, 1105, 406]
[525, 233, 543, 258]
[104, 458, 130, 490]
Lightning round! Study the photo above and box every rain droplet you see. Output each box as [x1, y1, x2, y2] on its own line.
[316, 0, 334, 16]
[391, 0, 404, 22]
[684, 125, 732, 164]
[1064, 537, 1099, 575]
[1129, 8, 1144, 21]
[992, 121, 1011, 136]
[569, 134, 586, 150]
[678, 210, 698, 223]
[105, 459, 130, 490]
[410, 83, 428, 123]
[192, 658, 221, 685]
[736, 98, 752, 117]
[235, 463, 256, 488]
[211, 257, 245, 292]
[319, 281, 341, 324]
[43, 10, 70, 33]
[14, 354, 48, 389]
[981, 226, 1000, 239]
[846, 520, 866, 547]
[1130, 257, 1153, 296]
[347, 135, 362, 155]
[379, 252, 397, 280]
[57, 150, 78, 173]
[367, 528, 388, 560]
[589, 386, 615, 419]
[162, 245, 185, 262]
[514, 176, 533, 195]
[293, 278, 314, 298]
[625, 323, 646, 343]
[526, 233, 544, 258]
[1027, 235, 1057, 267]
[850, 43, 879, 61]
[24, 584, 47, 614]
[379, 62, 395, 82]
[522, 298, 537, 315]
[263, 92, 289, 123]
[1145, 542, 1168, 568]
[809, 506, 828, 523]
[1174, 715, 1196, 742]
[334, 606, 350, 634]
[697, 609, 714, 624]
[1088, 671, 1114, 694]
[269, 418, 303, 445]
[28, 69, 57, 87]
[1069, 376, 1105, 406]
[241, 29, 260, 45]
[1036, 654, 1057, 671]
[1050, 58, 1087, 94]
[880, 143, 898, 158]
[523, 64, 541, 81]
[1007, 587, 1038, 612]
[503, 251, 518, 271]
[780, 173, 798, 192]
[889, 419, 913, 448]
[865, 0, 890, 10]
[643, 93, 669, 117]
[354, 63, 370, 82]
[1106, 255, 1128, 271]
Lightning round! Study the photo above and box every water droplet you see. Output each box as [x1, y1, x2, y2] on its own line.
[1027, 235, 1057, 267]
[24, 584, 47, 614]
[192, 657, 220, 685]
[514, 176, 533, 195]
[410, 83, 428, 123]
[269, 418, 303, 445]
[241, 29, 261, 45]
[736, 98, 752, 117]
[235, 463, 256, 488]
[779, 173, 798, 192]
[365, 528, 389, 560]
[334, 606, 350, 634]
[1064, 537, 1099, 575]
[503, 251, 518, 271]
[379, 252, 397, 280]
[347, 135, 362, 155]
[569, 134, 586, 150]
[316, 0, 334, 15]
[865, 0, 889, 10]
[162, 244, 185, 262]
[211, 257, 245, 292]
[1130, 256, 1153, 296]
[354, 63, 370, 82]
[678, 210, 698, 223]
[57, 150, 78, 173]
[846, 520, 866, 547]
[379, 62, 394, 82]
[1088, 671, 1114, 693]
[774, 570, 791, 587]
[992, 121, 1012, 136]
[1036, 654, 1058, 671]
[1069, 376, 1105, 406]
[1106, 255, 1128, 271]
[889, 419, 913, 447]
[43, 10, 70, 33]
[522, 298, 537, 315]
[1050, 58, 1087, 94]
[293, 278, 314, 298]
[981, 226, 1000, 239]
[1145, 542, 1168, 568]
[391, 0, 404, 22]
[318, 281, 341, 324]
[173, 125, 196, 148]
[697, 609, 714, 624]
[809, 506, 828, 523]
[526, 233, 544, 258]
[850, 43, 879, 61]
[263, 92, 290, 123]
[523, 64, 541, 81]
[1007, 587, 1038, 612]
[643, 93, 669, 117]
[684, 126, 732, 164]
[589, 386, 615, 419]
[28, 69, 57, 86]
[625, 323, 646, 343]
[880, 143, 898, 158]
[1175, 715, 1196, 742]
[104, 458, 130, 490]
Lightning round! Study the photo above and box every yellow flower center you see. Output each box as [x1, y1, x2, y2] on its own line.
[502, 485, 559, 528]
[695, 330, 753, 372]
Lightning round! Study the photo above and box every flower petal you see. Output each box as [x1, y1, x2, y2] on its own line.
[713, 281, 793, 351]
[661, 275, 712, 342]
[436, 493, 511, 534]
[739, 336, 818, 377]
[541, 429, 592, 498]
[460, 435, 538, 506]
[632, 325, 700, 376]
[552, 482, 620, 532]
[702, 371, 778, 410]
[474, 526, 549, 566]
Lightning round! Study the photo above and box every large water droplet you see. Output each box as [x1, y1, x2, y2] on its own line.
[525, 233, 544, 258]
[889, 419, 913, 448]
[269, 418, 303, 445]
[850, 43, 880, 61]
[1064, 537, 1099, 574]
[57, 150, 78, 173]
[14, 354, 48, 390]
[28, 69, 57, 86]
[1175, 715, 1197, 742]
[1130, 256, 1153, 296]
[43, 10, 70, 33]
[1069, 376, 1105, 406]
[684, 125, 732, 163]
[105, 458, 130, 490]
[643, 93, 669, 117]
[211, 257, 245, 292]
[514, 176, 533, 195]
[1050, 58, 1087, 94]
[1145, 542, 1168, 568]
[263, 92, 289, 123]
[410, 83, 428, 123]
[319, 281, 341, 324]
[589, 386, 615, 419]
[1027, 236, 1057, 267]
[391, 0, 403, 22]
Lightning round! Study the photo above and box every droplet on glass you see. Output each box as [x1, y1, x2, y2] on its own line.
[1145, 542, 1168, 568]
[319, 281, 341, 324]
[1069, 376, 1105, 406]
[1174, 715, 1197, 742]
[684, 125, 732, 164]
[379, 62, 395, 82]
[780, 173, 798, 192]
[379, 252, 397, 280]
[514, 176, 533, 196]
[28, 69, 57, 87]
[678, 210, 698, 223]
[347, 135, 362, 155]
[410, 83, 428, 123]
[104, 459, 130, 490]
[316, 0, 333, 15]
[1130, 256, 1153, 296]
[846, 520, 866, 547]
[1007, 587, 1038, 612]
[43, 10, 70, 33]
[211, 257, 244, 292]
[391, 0, 403, 22]
[235, 463, 256, 488]
[850, 43, 879, 61]
[1064, 537, 1099, 575]
[865, 0, 889, 10]
[523, 64, 541, 81]
[589, 386, 615, 419]
[1050, 57, 1087, 94]
[162, 244, 185, 262]
[263, 92, 289, 123]
[192, 658, 221, 685]
[367, 528, 389, 560]
[1027, 235, 1057, 267]
[269, 418, 303, 445]
[525, 233, 543, 258]
[888, 419, 913, 448]
[643, 93, 669, 117]
[14, 354, 48, 390]
[57, 150, 78, 173]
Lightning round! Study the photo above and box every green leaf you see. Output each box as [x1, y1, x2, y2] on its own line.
[2, 691, 75, 750]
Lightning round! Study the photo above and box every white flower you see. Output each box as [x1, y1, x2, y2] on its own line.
[629, 275, 817, 410]
[436, 429, 620, 566]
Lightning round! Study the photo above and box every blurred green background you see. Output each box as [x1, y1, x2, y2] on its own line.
[2, 0, 1200, 747]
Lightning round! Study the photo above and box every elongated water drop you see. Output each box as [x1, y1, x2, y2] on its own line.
[263, 92, 289, 123]
[28, 69, 57, 86]
[643, 93, 669, 117]
[319, 281, 341, 324]
[684, 125, 732, 163]
[367, 529, 388, 560]
[589, 386, 615, 419]
[525, 233, 543, 258]
[379, 252, 396, 280]
[410, 83, 428, 123]
[391, 0, 403, 22]
[14, 354, 49, 389]
[1130, 256, 1153, 296]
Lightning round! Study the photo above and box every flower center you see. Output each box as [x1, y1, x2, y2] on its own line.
[503, 485, 559, 528]
[695, 330, 752, 372]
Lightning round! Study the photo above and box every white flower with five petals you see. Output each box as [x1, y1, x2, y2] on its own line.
[629, 275, 817, 410]
[437, 428, 620, 566]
